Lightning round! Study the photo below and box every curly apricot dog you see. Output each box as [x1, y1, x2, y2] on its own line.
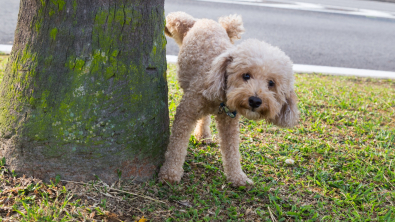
[159, 12, 299, 186]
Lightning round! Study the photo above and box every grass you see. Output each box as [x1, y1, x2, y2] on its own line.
[0, 56, 7, 83]
[1, 60, 395, 221]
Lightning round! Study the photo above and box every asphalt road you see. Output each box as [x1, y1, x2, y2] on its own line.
[165, 0, 395, 71]
[1, 0, 394, 71]
[0, 0, 19, 45]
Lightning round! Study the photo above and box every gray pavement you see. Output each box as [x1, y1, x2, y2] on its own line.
[1, 0, 395, 71]
[0, 0, 18, 44]
[165, 0, 395, 71]
[276, 0, 395, 13]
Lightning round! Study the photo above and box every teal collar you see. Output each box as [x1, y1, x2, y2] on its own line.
[218, 103, 237, 118]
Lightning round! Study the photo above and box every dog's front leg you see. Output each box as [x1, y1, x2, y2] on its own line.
[215, 114, 253, 186]
[159, 96, 201, 183]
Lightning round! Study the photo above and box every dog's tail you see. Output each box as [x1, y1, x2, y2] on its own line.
[218, 14, 245, 44]
[165, 12, 196, 46]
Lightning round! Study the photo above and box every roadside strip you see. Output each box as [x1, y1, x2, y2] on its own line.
[0, 45, 12, 54]
[166, 55, 395, 79]
[2, 46, 394, 79]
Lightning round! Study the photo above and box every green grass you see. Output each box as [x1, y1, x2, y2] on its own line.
[0, 56, 7, 83]
[1, 61, 395, 221]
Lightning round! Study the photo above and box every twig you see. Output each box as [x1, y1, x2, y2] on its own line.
[385, 195, 394, 206]
[61, 180, 166, 204]
[268, 206, 278, 222]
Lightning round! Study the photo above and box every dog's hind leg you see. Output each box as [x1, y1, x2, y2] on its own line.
[159, 94, 202, 183]
[215, 114, 253, 186]
[194, 116, 213, 144]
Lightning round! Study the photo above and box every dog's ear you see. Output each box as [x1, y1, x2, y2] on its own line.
[202, 52, 232, 101]
[270, 89, 299, 128]
[165, 26, 172, 37]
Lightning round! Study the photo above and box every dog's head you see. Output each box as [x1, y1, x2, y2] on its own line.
[202, 39, 299, 128]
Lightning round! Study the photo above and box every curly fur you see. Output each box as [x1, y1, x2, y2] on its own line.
[159, 12, 299, 186]
[165, 11, 196, 46]
[219, 14, 245, 43]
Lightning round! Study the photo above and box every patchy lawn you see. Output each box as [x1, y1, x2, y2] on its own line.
[1, 61, 395, 221]
[0, 56, 7, 83]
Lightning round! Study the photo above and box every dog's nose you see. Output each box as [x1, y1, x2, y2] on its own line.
[248, 96, 262, 108]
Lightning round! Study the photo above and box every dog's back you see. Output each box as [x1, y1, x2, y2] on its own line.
[165, 12, 244, 91]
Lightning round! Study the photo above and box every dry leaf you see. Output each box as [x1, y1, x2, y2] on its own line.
[137, 216, 147, 222]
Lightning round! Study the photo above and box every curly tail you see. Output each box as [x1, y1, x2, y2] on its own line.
[165, 12, 196, 46]
[218, 14, 245, 44]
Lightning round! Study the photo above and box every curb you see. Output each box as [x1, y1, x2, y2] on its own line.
[2, 46, 394, 79]
[166, 55, 395, 79]
[293, 64, 395, 79]
[0, 45, 12, 54]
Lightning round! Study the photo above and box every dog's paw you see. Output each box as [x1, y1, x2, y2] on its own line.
[158, 166, 183, 184]
[227, 172, 254, 187]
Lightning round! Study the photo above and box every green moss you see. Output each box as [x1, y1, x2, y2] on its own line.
[51, 0, 66, 11]
[0, 56, 7, 84]
[49, 9, 55, 16]
[40, 90, 50, 110]
[72, 0, 77, 12]
[58, 1, 65, 11]
[35, 23, 42, 33]
[44, 55, 53, 67]
[29, 97, 36, 106]
[35, 8, 44, 33]
[50, 28, 58, 40]
[114, 7, 125, 26]
[152, 45, 157, 55]
[74, 58, 85, 70]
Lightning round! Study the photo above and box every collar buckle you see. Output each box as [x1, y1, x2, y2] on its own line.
[219, 103, 237, 118]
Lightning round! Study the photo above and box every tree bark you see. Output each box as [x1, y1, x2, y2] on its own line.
[0, 0, 169, 183]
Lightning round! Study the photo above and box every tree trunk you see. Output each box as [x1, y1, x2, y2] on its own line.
[0, 0, 169, 183]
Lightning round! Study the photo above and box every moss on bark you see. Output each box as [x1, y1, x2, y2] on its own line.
[0, 0, 169, 183]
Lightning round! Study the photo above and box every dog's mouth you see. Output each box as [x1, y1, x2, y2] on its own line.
[229, 100, 267, 120]
[237, 103, 272, 120]
[250, 103, 268, 115]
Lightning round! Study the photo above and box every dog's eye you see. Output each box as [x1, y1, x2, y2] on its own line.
[268, 80, 275, 87]
[242, 73, 250, 81]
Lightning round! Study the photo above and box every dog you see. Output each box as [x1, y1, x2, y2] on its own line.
[159, 12, 299, 186]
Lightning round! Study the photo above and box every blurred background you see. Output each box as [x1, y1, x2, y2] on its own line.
[1, 0, 394, 71]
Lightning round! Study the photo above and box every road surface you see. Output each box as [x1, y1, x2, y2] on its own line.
[1, 0, 394, 71]
[165, 0, 395, 71]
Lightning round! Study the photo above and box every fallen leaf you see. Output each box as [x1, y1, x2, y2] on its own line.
[137, 216, 147, 222]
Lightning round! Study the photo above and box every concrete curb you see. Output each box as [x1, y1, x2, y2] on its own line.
[2, 46, 393, 79]
[293, 64, 395, 79]
[0, 45, 12, 54]
[166, 55, 395, 79]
